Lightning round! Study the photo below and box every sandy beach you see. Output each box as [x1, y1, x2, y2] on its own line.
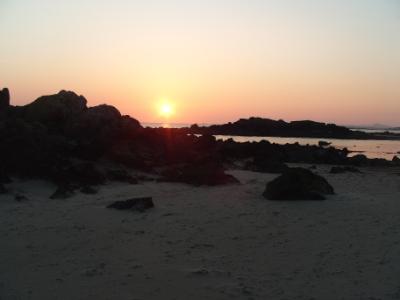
[1, 164, 400, 300]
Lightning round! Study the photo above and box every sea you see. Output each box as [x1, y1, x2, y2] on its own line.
[143, 123, 400, 160]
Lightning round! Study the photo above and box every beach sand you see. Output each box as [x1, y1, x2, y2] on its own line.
[1, 165, 400, 300]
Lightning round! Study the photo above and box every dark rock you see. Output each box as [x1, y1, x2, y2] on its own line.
[263, 167, 334, 200]
[106, 169, 138, 184]
[161, 161, 239, 186]
[246, 156, 288, 174]
[15, 194, 28, 201]
[195, 134, 217, 151]
[347, 154, 368, 166]
[107, 197, 154, 212]
[0, 88, 10, 110]
[392, 156, 400, 164]
[77, 105, 121, 139]
[80, 186, 98, 194]
[318, 140, 331, 147]
[22, 90, 87, 125]
[1, 89, 396, 186]
[50, 185, 75, 199]
[120, 115, 142, 138]
[369, 158, 392, 167]
[185, 117, 370, 139]
[330, 166, 361, 174]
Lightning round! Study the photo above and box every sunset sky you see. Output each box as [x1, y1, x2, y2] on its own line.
[1, 0, 400, 125]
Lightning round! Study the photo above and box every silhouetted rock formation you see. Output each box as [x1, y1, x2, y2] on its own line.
[219, 139, 349, 165]
[0, 89, 397, 187]
[263, 168, 334, 200]
[0, 90, 142, 179]
[183, 117, 399, 140]
[0, 88, 10, 110]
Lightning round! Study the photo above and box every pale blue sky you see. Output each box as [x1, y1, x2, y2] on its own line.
[1, 0, 399, 125]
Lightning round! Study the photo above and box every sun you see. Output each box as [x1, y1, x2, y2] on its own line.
[158, 101, 174, 118]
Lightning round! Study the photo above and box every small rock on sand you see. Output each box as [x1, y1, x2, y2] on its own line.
[107, 197, 154, 212]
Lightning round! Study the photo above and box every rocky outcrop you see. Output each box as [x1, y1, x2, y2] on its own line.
[0, 90, 143, 178]
[183, 117, 374, 139]
[0, 89, 396, 187]
[263, 168, 334, 200]
[0, 88, 10, 110]
[22, 90, 87, 126]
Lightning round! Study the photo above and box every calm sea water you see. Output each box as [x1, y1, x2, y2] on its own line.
[143, 123, 400, 160]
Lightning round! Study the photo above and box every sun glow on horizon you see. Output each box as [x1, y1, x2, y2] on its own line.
[157, 99, 175, 119]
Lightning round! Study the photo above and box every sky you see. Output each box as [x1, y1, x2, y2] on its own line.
[1, 0, 400, 125]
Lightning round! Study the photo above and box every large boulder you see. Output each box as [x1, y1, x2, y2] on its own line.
[120, 115, 142, 138]
[22, 90, 87, 126]
[263, 167, 334, 200]
[73, 104, 121, 139]
[0, 88, 10, 110]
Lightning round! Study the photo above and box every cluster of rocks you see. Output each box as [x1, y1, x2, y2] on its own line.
[180, 117, 386, 139]
[1, 88, 398, 200]
[0, 90, 237, 194]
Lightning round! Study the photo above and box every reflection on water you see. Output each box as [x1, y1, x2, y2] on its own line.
[215, 135, 400, 160]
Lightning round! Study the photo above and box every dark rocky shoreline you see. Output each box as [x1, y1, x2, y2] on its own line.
[175, 117, 400, 140]
[1, 89, 399, 195]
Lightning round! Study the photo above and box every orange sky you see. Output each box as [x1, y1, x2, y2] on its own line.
[1, 0, 400, 126]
